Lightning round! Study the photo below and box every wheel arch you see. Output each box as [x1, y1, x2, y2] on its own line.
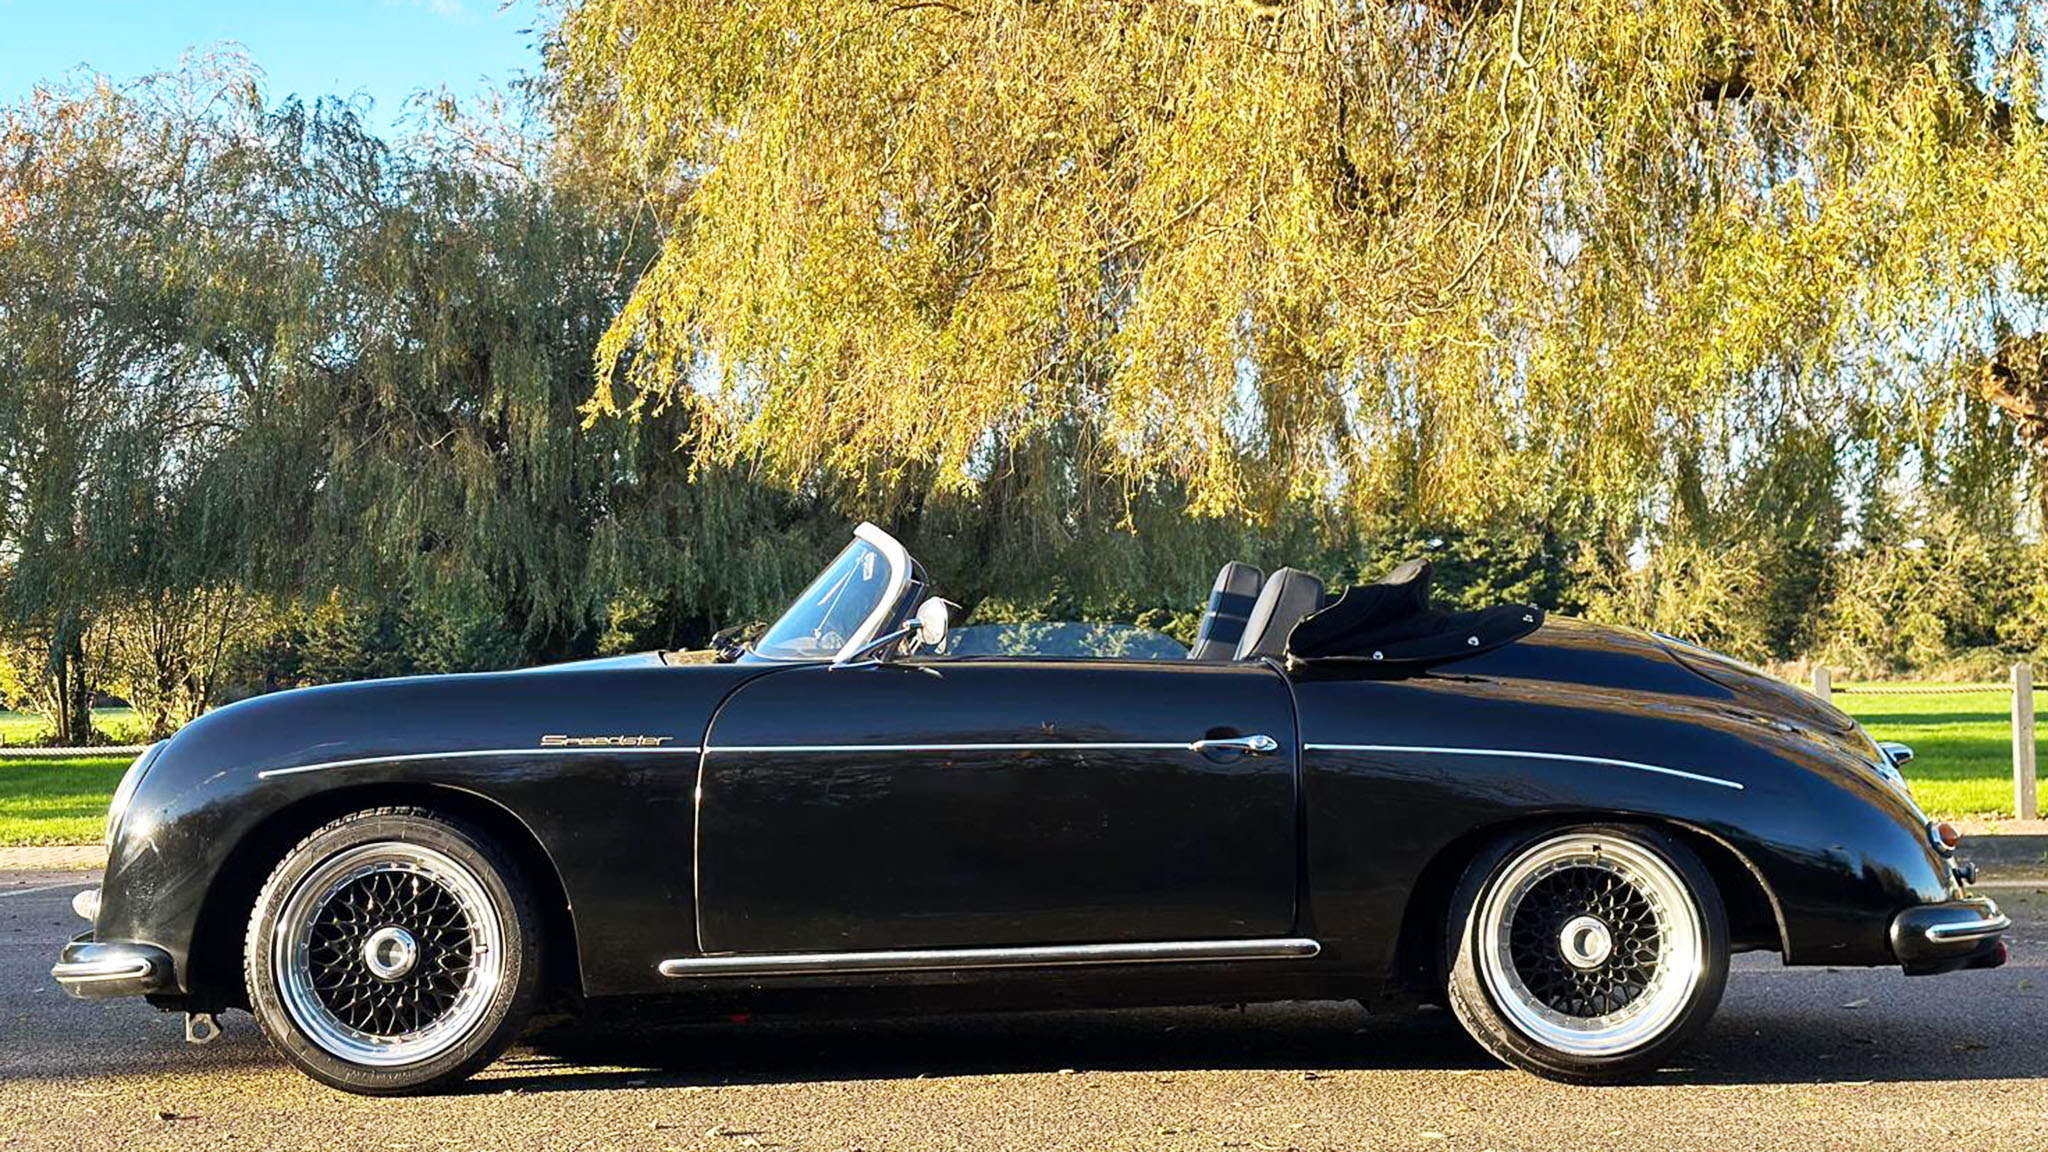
[184, 782, 583, 1012]
[1386, 812, 1787, 1002]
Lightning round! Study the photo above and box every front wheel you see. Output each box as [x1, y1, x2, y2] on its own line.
[244, 807, 540, 1094]
[1445, 824, 1728, 1083]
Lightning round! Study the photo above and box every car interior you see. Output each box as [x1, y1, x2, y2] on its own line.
[1232, 568, 1327, 660]
[1188, 557, 1504, 665]
[1186, 561, 1264, 659]
[1184, 561, 1333, 662]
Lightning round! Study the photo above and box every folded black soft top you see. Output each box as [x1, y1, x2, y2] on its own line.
[1284, 559, 1543, 671]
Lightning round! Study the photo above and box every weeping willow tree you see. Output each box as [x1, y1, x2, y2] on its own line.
[550, 0, 2048, 529]
[0, 69, 259, 740]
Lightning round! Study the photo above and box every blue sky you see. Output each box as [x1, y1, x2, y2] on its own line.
[0, 0, 545, 133]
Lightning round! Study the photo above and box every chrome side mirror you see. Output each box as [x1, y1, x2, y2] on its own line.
[913, 597, 957, 651]
[832, 596, 959, 667]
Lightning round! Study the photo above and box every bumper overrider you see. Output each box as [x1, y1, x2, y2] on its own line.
[1892, 895, 2011, 976]
[53, 891, 175, 1000]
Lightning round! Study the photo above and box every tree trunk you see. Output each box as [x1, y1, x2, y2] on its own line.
[65, 643, 93, 745]
[47, 625, 94, 746]
[1983, 335, 2048, 456]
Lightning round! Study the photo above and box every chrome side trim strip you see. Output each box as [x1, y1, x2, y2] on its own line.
[1925, 912, 2011, 943]
[52, 956, 156, 982]
[657, 937, 1321, 979]
[256, 746, 704, 780]
[705, 741, 1191, 755]
[1301, 744, 1746, 792]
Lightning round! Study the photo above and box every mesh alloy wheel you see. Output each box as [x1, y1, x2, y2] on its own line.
[248, 807, 540, 1093]
[274, 842, 505, 1067]
[1475, 835, 1705, 1056]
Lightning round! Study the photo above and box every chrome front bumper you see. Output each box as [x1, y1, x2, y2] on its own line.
[1891, 896, 2010, 976]
[52, 933, 175, 999]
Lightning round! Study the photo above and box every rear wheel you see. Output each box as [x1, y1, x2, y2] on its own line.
[1445, 824, 1728, 1083]
[244, 807, 540, 1094]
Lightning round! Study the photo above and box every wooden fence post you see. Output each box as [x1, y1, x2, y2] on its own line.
[2016, 662, 2038, 821]
[1811, 665, 1831, 700]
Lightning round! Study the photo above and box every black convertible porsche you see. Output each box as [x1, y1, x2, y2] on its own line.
[56, 523, 2006, 1093]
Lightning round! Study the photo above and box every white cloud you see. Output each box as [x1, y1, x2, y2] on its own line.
[391, 0, 476, 24]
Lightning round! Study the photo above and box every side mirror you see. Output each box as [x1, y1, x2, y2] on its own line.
[913, 597, 958, 650]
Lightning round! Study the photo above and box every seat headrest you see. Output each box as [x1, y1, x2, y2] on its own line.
[1187, 561, 1265, 660]
[1233, 567, 1326, 661]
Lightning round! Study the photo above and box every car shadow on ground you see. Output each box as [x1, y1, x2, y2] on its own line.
[472, 983, 2039, 1096]
[8, 885, 2035, 1095]
[4, 987, 2034, 1094]
[494, 1000, 1489, 1091]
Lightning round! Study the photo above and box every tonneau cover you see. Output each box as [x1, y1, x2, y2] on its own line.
[1284, 559, 1543, 671]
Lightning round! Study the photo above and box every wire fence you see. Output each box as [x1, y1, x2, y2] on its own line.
[1831, 683, 2008, 696]
[1812, 663, 2038, 821]
[0, 744, 148, 759]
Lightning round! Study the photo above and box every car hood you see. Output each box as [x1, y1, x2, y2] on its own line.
[1653, 632, 1915, 799]
[1656, 635, 1865, 741]
[152, 656, 770, 784]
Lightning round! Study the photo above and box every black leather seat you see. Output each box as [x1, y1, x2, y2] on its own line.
[1233, 567, 1326, 661]
[1187, 561, 1265, 660]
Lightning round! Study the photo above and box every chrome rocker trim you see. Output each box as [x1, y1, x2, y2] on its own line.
[658, 937, 1321, 979]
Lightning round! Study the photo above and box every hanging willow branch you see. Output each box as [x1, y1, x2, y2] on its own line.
[549, 0, 2048, 523]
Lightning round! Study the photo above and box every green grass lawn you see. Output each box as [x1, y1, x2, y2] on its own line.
[1835, 687, 2031, 819]
[0, 709, 43, 744]
[0, 688, 2034, 845]
[0, 706, 142, 746]
[0, 756, 132, 845]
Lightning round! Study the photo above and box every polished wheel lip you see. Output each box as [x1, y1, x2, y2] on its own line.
[1477, 834, 1704, 1058]
[273, 842, 503, 1069]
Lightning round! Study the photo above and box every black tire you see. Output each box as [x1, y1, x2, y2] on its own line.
[1444, 823, 1728, 1084]
[244, 806, 540, 1094]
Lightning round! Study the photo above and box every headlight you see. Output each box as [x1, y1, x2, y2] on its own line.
[105, 741, 165, 847]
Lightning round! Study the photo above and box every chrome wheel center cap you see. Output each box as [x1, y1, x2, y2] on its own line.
[362, 926, 420, 981]
[1559, 915, 1614, 969]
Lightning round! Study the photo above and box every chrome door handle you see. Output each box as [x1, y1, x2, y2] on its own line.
[1190, 734, 1279, 757]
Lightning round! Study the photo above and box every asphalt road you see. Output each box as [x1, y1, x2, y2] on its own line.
[4, 871, 2044, 1152]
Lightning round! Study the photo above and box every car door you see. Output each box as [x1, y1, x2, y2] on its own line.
[694, 658, 1299, 954]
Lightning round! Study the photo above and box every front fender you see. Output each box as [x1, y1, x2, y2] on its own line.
[93, 659, 775, 1002]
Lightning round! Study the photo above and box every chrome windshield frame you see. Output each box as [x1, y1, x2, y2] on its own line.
[832, 522, 912, 663]
[739, 523, 918, 665]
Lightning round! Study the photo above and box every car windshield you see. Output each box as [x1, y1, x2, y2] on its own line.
[750, 536, 901, 660]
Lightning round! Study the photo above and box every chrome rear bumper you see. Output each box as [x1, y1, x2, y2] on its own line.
[1891, 897, 2010, 976]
